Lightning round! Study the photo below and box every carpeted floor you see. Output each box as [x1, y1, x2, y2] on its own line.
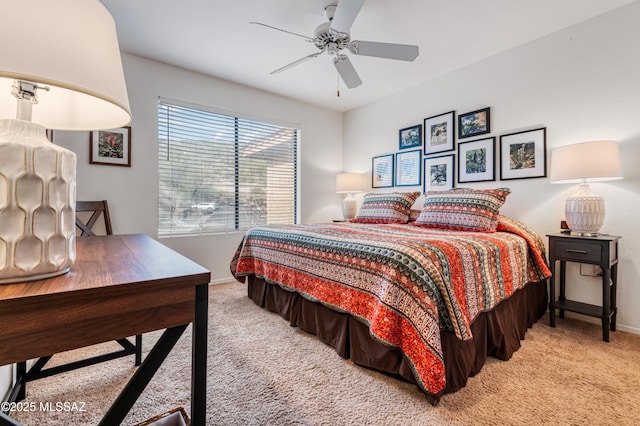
[9, 281, 640, 425]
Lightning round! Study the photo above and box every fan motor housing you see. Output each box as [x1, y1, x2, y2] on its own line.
[313, 21, 350, 52]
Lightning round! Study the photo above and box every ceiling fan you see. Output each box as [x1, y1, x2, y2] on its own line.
[250, 0, 419, 90]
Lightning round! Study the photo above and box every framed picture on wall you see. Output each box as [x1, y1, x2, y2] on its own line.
[458, 107, 491, 139]
[424, 111, 455, 155]
[90, 126, 132, 167]
[458, 137, 495, 183]
[424, 154, 455, 192]
[499, 127, 546, 180]
[398, 124, 422, 150]
[372, 153, 394, 188]
[395, 149, 421, 186]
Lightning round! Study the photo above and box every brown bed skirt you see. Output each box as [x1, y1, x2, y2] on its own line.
[246, 275, 548, 401]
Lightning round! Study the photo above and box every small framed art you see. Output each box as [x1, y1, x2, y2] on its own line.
[372, 153, 394, 188]
[424, 154, 455, 192]
[398, 124, 422, 150]
[458, 107, 491, 139]
[395, 149, 421, 186]
[500, 127, 546, 180]
[90, 126, 131, 167]
[424, 111, 455, 155]
[458, 137, 495, 183]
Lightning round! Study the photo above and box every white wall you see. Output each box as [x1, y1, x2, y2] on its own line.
[54, 54, 344, 283]
[343, 2, 640, 333]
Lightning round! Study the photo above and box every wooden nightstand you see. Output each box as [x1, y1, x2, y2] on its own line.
[547, 232, 621, 342]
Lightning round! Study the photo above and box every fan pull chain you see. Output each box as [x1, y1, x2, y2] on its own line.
[337, 74, 340, 97]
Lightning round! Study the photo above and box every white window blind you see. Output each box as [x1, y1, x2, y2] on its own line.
[158, 101, 298, 237]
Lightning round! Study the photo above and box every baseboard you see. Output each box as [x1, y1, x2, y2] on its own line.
[562, 311, 639, 335]
[616, 324, 640, 335]
[210, 276, 238, 285]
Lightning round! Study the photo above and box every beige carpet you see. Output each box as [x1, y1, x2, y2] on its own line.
[10, 281, 640, 425]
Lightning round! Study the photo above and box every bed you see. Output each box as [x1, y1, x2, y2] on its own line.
[230, 190, 551, 403]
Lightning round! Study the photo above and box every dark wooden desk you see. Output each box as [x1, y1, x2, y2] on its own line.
[0, 234, 210, 425]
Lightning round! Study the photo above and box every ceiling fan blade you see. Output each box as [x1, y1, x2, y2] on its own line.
[349, 40, 419, 61]
[270, 52, 322, 75]
[249, 22, 314, 42]
[330, 0, 365, 34]
[333, 55, 362, 88]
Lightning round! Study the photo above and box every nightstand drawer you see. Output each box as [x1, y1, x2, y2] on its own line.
[555, 240, 601, 262]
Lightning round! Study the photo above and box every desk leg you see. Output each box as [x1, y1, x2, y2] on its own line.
[98, 324, 187, 426]
[192, 283, 208, 426]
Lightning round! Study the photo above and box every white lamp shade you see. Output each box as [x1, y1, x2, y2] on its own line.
[550, 140, 623, 184]
[0, 0, 131, 130]
[336, 173, 363, 193]
[550, 140, 622, 236]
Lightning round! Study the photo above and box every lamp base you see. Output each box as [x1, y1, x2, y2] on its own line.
[569, 230, 600, 237]
[0, 267, 71, 285]
[342, 195, 357, 220]
[565, 183, 605, 237]
[0, 119, 76, 284]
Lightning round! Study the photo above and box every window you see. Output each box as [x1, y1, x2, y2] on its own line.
[158, 100, 298, 237]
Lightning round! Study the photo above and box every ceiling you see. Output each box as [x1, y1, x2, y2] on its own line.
[101, 0, 634, 113]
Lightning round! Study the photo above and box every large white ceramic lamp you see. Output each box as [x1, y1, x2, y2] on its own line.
[0, 0, 131, 284]
[336, 173, 362, 220]
[550, 141, 623, 236]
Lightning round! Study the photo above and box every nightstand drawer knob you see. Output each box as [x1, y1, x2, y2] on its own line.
[565, 249, 588, 254]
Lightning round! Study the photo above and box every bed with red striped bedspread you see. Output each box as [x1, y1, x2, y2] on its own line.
[231, 215, 551, 396]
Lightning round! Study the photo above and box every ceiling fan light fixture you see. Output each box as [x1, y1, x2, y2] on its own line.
[324, 4, 337, 21]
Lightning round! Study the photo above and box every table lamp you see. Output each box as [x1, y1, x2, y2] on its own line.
[0, 0, 131, 284]
[550, 140, 622, 236]
[336, 173, 362, 220]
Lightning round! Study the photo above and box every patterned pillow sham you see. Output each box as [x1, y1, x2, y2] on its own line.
[408, 209, 422, 222]
[412, 188, 511, 232]
[350, 192, 421, 224]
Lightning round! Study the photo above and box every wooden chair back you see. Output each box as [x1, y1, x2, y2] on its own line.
[75, 200, 113, 236]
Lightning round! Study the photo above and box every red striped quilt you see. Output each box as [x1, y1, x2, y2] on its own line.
[230, 215, 551, 396]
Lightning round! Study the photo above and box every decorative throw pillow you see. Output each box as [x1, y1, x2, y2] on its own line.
[412, 188, 511, 232]
[350, 192, 421, 224]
